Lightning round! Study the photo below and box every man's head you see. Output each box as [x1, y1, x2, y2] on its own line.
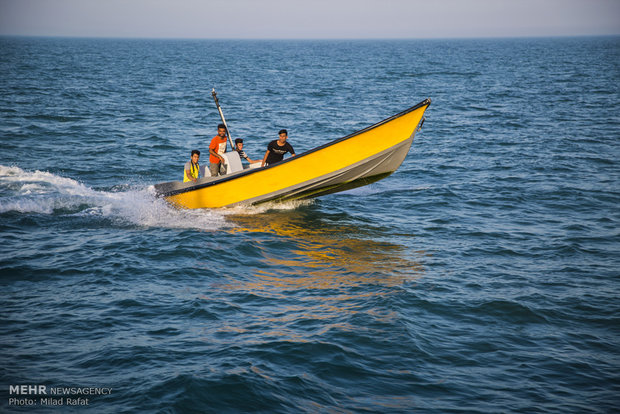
[235, 138, 243, 150]
[190, 149, 200, 163]
[218, 123, 227, 138]
[278, 129, 288, 142]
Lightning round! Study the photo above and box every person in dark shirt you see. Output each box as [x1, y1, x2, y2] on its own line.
[234, 138, 259, 164]
[261, 129, 296, 167]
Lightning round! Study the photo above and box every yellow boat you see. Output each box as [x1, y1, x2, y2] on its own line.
[154, 98, 430, 209]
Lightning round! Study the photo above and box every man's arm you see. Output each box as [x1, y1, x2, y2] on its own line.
[209, 148, 225, 163]
[261, 150, 270, 167]
[239, 150, 257, 164]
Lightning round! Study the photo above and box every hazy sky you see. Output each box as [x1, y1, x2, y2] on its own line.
[1, 0, 619, 39]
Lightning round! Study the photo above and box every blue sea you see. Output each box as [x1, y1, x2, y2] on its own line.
[1, 36, 619, 413]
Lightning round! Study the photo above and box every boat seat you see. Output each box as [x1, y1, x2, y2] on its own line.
[221, 151, 243, 174]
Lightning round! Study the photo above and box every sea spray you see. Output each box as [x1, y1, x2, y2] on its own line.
[0, 165, 229, 230]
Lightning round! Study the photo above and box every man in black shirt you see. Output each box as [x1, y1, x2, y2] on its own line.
[261, 129, 296, 167]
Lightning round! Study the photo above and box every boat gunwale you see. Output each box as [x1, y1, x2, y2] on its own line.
[235, 135, 415, 206]
[156, 98, 430, 198]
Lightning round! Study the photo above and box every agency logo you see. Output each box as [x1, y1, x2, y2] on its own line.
[8, 384, 112, 407]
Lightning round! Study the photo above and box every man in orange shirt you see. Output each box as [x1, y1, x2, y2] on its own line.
[209, 123, 228, 176]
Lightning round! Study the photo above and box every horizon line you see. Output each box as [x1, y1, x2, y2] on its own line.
[2, 33, 619, 42]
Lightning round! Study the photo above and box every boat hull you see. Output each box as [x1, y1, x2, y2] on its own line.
[155, 99, 430, 209]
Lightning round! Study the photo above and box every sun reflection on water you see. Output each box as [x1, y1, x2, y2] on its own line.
[191, 207, 429, 344]
[228, 207, 425, 287]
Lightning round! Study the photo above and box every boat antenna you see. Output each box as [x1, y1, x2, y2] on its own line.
[211, 88, 236, 150]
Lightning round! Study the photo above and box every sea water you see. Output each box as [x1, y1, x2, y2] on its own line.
[1, 37, 619, 413]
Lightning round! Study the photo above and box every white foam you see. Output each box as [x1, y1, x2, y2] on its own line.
[220, 199, 315, 216]
[0, 165, 228, 230]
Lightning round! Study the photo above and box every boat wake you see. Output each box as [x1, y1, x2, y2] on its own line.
[0, 165, 230, 230]
[0, 165, 314, 230]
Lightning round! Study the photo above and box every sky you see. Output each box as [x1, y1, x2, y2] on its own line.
[0, 0, 619, 39]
